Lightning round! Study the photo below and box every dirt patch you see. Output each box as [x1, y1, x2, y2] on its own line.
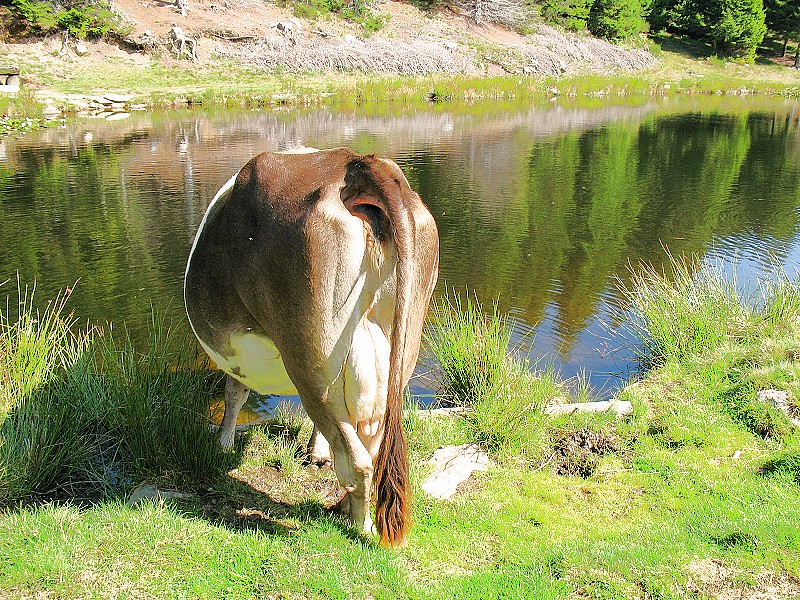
[550, 428, 619, 477]
[194, 463, 344, 536]
[686, 559, 800, 599]
[231, 463, 342, 506]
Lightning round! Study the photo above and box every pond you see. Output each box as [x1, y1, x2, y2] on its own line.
[1, 95, 799, 412]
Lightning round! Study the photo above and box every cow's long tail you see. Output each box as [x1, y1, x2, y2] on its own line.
[367, 159, 418, 548]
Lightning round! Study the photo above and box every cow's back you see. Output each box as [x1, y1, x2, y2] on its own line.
[184, 147, 383, 395]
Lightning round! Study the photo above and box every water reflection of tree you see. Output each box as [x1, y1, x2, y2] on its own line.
[408, 107, 800, 361]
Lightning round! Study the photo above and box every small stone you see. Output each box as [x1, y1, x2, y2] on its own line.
[75, 44, 88, 56]
[127, 483, 192, 505]
[757, 389, 789, 409]
[42, 105, 60, 120]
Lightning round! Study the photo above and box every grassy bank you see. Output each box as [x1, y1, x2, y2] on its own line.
[0, 31, 798, 124]
[1, 257, 800, 598]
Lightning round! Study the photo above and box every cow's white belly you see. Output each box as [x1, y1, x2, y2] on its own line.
[199, 332, 297, 396]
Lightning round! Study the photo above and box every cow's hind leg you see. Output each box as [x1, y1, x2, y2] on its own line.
[220, 375, 249, 449]
[304, 403, 374, 534]
[329, 424, 375, 535]
[307, 425, 332, 468]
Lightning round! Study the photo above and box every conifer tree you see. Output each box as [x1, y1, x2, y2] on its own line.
[588, 0, 647, 39]
[764, 0, 800, 57]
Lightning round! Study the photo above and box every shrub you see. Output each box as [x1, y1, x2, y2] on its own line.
[290, 0, 386, 34]
[5, 0, 129, 40]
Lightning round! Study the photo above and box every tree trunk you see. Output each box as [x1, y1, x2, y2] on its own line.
[782, 37, 788, 57]
[795, 43, 799, 69]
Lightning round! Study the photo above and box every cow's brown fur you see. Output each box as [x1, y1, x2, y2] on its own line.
[185, 147, 438, 546]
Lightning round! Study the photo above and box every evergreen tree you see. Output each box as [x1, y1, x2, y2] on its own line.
[541, 0, 593, 30]
[588, 0, 647, 39]
[764, 0, 800, 56]
[645, 0, 766, 61]
[709, 0, 766, 61]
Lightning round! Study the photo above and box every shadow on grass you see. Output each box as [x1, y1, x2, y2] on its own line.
[140, 426, 363, 543]
[1, 447, 363, 545]
[182, 471, 363, 543]
[651, 32, 715, 60]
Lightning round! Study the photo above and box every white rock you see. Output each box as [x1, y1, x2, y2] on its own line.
[757, 389, 800, 427]
[75, 44, 88, 56]
[344, 34, 357, 43]
[127, 483, 193, 506]
[421, 443, 491, 500]
[104, 93, 132, 103]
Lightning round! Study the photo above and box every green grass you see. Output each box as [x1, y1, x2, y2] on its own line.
[0, 282, 229, 501]
[2, 262, 800, 598]
[422, 290, 573, 457]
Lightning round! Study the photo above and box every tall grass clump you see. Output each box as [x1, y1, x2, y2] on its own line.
[0, 283, 228, 503]
[0, 281, 86, 417]
[423, 291, 565, 454]
[755, 260, 800, 332]
[96, 314, 227, 487]
[0, 281, 101, 499]
[620, 253, 800, 369]
[618, 253, 752, 365]
[242, 400, 308, 476]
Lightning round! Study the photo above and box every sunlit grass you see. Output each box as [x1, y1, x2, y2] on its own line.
[3, 265, 800, 598]
[422, 290, 588, 457]
[621, 253, 749, 364]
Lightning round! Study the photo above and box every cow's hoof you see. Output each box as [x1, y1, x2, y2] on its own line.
[308, 455, 333, 470]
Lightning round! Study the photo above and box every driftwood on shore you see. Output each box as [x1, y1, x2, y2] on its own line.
[418, 399, 634, 419]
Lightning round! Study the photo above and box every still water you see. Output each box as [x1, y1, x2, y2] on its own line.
[1, 96, 799, 405]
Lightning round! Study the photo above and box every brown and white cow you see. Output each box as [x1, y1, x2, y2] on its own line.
[184, 147, 439, 546]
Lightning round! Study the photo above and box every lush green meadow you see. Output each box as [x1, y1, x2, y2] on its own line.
[1, 256, 800, 598]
